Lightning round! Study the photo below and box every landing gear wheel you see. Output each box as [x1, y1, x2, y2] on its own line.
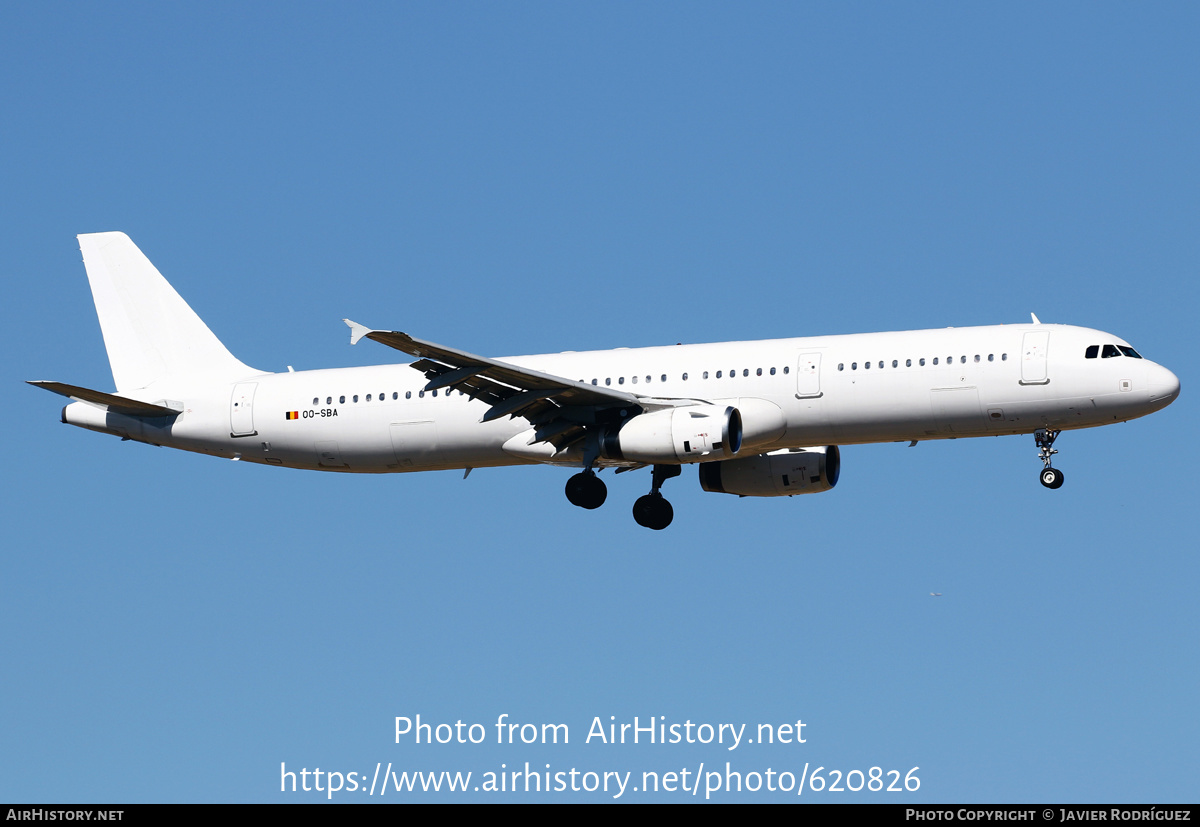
[565, 471, 607, 509]
[1034, 430, 1065, 490]
[1040, 467, 1064, 489]
[633, 493, 674, 530]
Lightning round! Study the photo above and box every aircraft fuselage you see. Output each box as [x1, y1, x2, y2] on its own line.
[36, 232, 1180, 529]
[63, 322, 1178, 474]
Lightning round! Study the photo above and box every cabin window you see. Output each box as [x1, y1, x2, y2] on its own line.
[1002, 353, 1008, 360]
[716, 370, 723, 378]
[702, 371, 709, 379]
[783, 366, 789, 374]
[1102, 344, 1121, 358]
[838, 363, 845, 371]
[770, 367, 776, 375]
[646, 376, 651, 383]
[932, 358, 939, 365]
[393, 392, 398, 400]
[1118, 346, 1142, 359]
[312, 397, 319, 405]
[661, 374, 667, 382]
[419, 391, 424, 398]
[974, 355, 980, 363]
[632, 375, 638, 383]
[591, 379, 597, 385]
[851, 362, 858, 370]
[682, 373, 688, 381]
[893, 360, 899, 368]
[743, 369, 750, 377]
[431, 390, 438, 397]
[920, 358, 925, 366]
[618, 377, 624, 385]
[339, 395, 345, 404]
[988, 354, 994, 362]
[366, 394, 372, 401]
[756, 368, 762, 376]
[406, 391, 412, 399]
[905, 359, 911, 367]
[605, 378, 612, 385]
[864, 361, 871, 369]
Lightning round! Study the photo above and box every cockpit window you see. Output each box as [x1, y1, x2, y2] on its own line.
[1090, 343, 1142, 359]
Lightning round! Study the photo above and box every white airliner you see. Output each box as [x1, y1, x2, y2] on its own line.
[31, 233, 1180, 529]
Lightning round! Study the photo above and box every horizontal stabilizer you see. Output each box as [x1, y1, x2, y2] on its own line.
[27, 381, 181, 417]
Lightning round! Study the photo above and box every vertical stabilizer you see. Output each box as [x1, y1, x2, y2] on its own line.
[78, 232, 257, 391]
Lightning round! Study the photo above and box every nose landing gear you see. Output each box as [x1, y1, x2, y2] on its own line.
[633, 464, 681, 530]
[1040, 467, 1064, 489]
[1035, 429, 1064, 489]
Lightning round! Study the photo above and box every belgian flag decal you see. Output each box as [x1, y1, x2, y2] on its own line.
[285, 411, 299, 420]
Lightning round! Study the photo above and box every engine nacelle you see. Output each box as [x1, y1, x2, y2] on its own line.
[698, 446, 840, 497]
[602, 405, 742, 464]
[725, 397, 787, 451]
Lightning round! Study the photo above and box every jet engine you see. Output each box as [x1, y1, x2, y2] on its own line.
[698, 446, 840, 497]
[725, 397, 787, 451]
[601, 405, 742, 464]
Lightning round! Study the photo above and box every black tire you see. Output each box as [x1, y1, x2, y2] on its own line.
[1039, 467, 1064, 489]
[565, 472, 607, 509]
[633, 493, 674, 530]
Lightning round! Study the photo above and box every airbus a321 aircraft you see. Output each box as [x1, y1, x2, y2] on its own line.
[31, 233, 1180, 529]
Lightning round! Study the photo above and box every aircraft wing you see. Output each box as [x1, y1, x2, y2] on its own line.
[344, 322, 642, 446]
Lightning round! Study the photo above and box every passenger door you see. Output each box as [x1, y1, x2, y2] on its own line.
[230, 382, 258, 437]
[1020, 331, 1050, 385]
[796, 353, 822, 398]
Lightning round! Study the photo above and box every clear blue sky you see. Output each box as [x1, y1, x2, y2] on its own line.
[3, 2, 1197, 802]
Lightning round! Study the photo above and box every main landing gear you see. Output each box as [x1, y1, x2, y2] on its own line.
[1035, 429, 1065, 489]
[565, 469, 607, 510]
[633, 464, 681, 531]
[564, 463, 680, 529]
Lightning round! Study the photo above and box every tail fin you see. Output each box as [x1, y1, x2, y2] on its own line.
[78, 232, 257, 391]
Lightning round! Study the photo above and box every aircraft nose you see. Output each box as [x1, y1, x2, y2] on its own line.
[1148, 363, 1180, 406]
